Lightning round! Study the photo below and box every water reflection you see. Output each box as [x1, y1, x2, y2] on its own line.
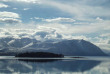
[0, 59, 101, 74]
[18, 58, 61, 62]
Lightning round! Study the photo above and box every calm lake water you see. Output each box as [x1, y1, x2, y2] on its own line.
[0, 56, 110, 74]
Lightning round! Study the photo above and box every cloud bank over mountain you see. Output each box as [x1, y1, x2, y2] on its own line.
[0, 27, 109, 53]
[0, 0, 110, 52]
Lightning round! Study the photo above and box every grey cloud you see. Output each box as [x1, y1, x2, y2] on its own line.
[34, 17, 75, 23]
[34, 31, 49, 38]
[44, 17, 75, 22]
[33, 30, 63, 40]
[108, 40, 110, 44]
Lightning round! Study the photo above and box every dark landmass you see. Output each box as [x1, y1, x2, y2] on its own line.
[15, 52, 64, 58]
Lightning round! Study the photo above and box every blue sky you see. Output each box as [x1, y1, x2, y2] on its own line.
[0, 0, 110, 51]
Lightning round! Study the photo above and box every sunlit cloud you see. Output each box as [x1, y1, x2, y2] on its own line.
[23, 8, 30, 10]
[0, 11, 21, 24]
[0, 0, 41, 4]
[13, 8, 18, 10]
[0, 3, 9, 8]
[0, 11, 20, 18]
[42, 0, 110, 19]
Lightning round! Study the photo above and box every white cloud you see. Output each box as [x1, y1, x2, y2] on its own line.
[0, 3, 8, 8]
[0, 0, 41, 4]
[96, 17, 103, 21]
[35, 20, 110, 34]
[13, 8, 17, 10]
[83, 36, 110, 52]
[34, 17, 44, 20]
[44, 1, 83, 18]
[23, 8, 30, 10]
[96, 43, 110, 50]
[0, 28, 62, 41]
[62, 35, 89, 41]
[100, 33, 110, 37]
[0, 11, 20, 18]
[0, 11, 21, 24]
[42, 0, 110, 19]
[17, 0, 41, 4]
[0, 18, 22, 24]
[1, 0, 110, 20]
[44, 17, 75, 22]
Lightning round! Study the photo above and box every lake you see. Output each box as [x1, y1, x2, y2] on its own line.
[0, 56, 110, 74]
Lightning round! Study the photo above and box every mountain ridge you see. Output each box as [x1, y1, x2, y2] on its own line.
[0, 37, 108, 56]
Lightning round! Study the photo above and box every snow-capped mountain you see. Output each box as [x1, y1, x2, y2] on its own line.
[0, 37, 107, 56]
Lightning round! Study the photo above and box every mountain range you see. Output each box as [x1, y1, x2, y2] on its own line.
[0, 37, 107, 56]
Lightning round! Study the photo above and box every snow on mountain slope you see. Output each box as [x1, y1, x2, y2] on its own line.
[0, 37, 107, 56]
[31, 39, 107, 56]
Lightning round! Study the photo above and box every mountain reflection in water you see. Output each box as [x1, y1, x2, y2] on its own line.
[18, 58, 61, 62]
[0, 58, 101, 74]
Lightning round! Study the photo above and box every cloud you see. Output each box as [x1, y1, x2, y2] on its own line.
[35, 20, 110, 34]
[44, 1, 83, 18]
[0, 28, 62, 41]
[96, 43, 110, 50]
[63, 34, 110, 51]
[83, 35, 110, 51]
[96, 17, 103, 21]
[0, 26, 110, 51]
[0, 0, 41, 4]
[34, 30, 62, 40]
[0, 18, 22, 24]
[0, 11, 20, 18]
[0, 11, 21, 24]
[44, 17, 75, 23]
[23, 8, 30, 10]
[99, 33, 110, 50]
[100, 33, 110, 37]
[13, 8, 18, 10]
[1, 0, 110, 20]
[0, 3, 9, 8]
[10, 18, 109, 35]
[42, 0, 110, 19]
[0, 0, 110, 51]
[34, 17, 44, 20]
[34, 17, 75, 23]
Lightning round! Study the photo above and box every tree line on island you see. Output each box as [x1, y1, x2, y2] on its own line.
[15, 52, 64, 58]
